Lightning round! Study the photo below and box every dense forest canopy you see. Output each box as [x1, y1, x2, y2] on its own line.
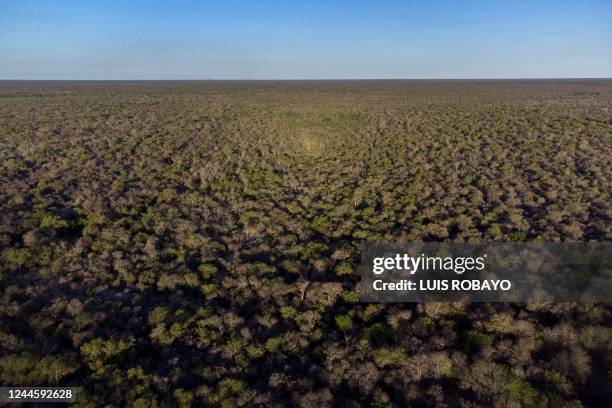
[0, 80, 611, 406]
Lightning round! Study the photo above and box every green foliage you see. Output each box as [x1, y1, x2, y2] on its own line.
[201, 283, 218, 296]
[509, 231, 528, 241]
[280, 306, 298, 320]
[0, 82, 609, 406]
[0, 353, 78, 385]
[199, 263, 219, 279]
[209, 378, 256, 408]
[342, 291, 359, 303]
[183, 272, 200, 287]
[543, 370, 574, 396]
[505, 379, 548, 407]
[486, 224, 503, 238]
[310, 216, 333, 234]
[80, 337, 134, 372]
[174, 388, 194, 408]
[245, 344, 265, 359]
[335, 314, 352, 331]
[373, 347, 407, 368]
[133, 397, 159, 408]
[149, 323, 184, 346]
[148, 306, 169, 325]
[239, 211, 259, 225]
[265, 336, 284, 353]
[2, 247, 31, 269]
[39, 213, 70, 230]
[335, 262, 353, 276]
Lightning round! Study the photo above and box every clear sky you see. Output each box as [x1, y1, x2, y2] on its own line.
[1, 0, 610, 79]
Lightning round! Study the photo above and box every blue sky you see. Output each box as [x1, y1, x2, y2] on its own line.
[1, 1, 610, 79]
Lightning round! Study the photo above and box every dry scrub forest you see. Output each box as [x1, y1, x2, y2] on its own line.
[0, 80, 611, 407]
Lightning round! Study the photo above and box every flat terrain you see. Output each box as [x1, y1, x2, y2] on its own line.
[0, 80, 611, 406]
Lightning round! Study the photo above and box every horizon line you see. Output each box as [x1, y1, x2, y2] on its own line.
[1, 77, 611, 82]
